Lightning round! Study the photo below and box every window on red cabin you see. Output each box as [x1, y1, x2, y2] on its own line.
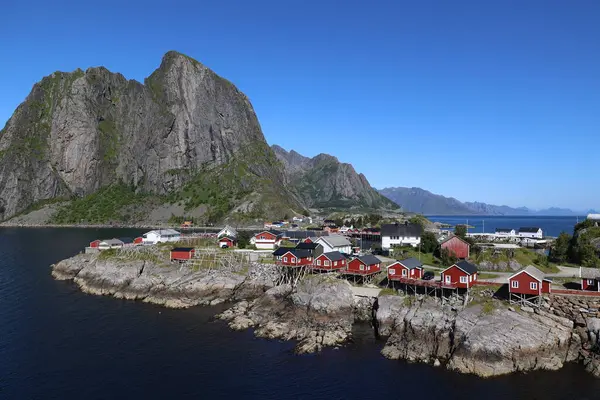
[588, 279, 594, 285]
[511, 281, 519, 288]
[389, 268, 396, 275]
[459, 276, 467, 283]
[283, 257, 287, 262]
[402, 269, 407, 277]
[360, 265, 364, 271]
[530, 282, 538, 290]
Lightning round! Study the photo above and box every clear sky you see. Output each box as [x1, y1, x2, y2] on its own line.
[1, 0, 599, 210]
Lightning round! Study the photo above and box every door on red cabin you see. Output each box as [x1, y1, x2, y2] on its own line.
[445, 275, 451, 284]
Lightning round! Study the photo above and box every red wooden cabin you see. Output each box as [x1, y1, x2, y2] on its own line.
[441, 261, 478, 289]
[580, 267, 600, 291]
[346, 255, 381, 275]
[218, 236, 236, 248]
[508, 266, 552, 295]
[279, 249, 313, 266]
[170, 247, 195, 262]
[440, 236, 470, 259]
[313, 251, 346, 271]
[133, 237, 143, 245]
[89, 239, 101, 248]
[387, 257, 424, 281]
[303, 237, 313, 243]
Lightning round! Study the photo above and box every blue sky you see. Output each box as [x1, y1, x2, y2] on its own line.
[1, 0, 599, 210]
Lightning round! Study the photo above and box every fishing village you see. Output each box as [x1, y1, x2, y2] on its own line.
[47, 213, 600, 379]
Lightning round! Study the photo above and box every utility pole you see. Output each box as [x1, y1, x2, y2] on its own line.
[483, 219, 485, 234]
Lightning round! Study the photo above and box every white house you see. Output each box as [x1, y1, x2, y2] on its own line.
[518, 227, 543, 239]
[496, 228, 516, 237]
[314, 235, 352, 255]
[218, 225, 237, 239]
[142, 229, 181, 245]
[381, 223, 423, 250]
[98, 238, 125, 250]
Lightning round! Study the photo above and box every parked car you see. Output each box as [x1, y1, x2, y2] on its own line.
[422, 271, 435, 280]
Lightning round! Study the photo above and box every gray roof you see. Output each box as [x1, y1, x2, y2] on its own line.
[381, 223, 423, 238]
[357, 255, 381, 266]
[272, 247, 293, 256]
[519, 227, 541, 233]
[454, 260, 478, 274]
[317, 235, 351, 248]
[495, 228, 513, 232]
[580, 267, 600, 280]
[512, 265, 548, 282]
[101, 238, 124, 246]
[397, 257, 423, 270]
[321, 251, 346, 262]
[295, 242, 320, 251]
[284, 249, 312, 259]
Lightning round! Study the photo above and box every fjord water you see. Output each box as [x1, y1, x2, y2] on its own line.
[427, 215, 583, 237]
[2, 228, 600, 399]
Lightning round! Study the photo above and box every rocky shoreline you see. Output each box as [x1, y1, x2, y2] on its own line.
[52, 252, 600, 378]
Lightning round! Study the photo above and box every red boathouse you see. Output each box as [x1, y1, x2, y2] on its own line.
[90, 239, 101, 248]
[441, 260, 478, 289]
[313, 251, 347, 271]
[133, 237, 143, 245]
[346, 255, 381, 275]
[278, 249, 313, 267]
[508, 265, 552, 307]
[387, 257, 424, 281]
[170, 247, 195, 262]
[218, 236, 236, 248]
[580, 267, 600, 291]
[440, 236, 470, 259]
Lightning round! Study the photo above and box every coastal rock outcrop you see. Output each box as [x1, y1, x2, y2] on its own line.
[377, 295, 578, 377]
[52, 252, 274, 308]
[219, 277, 356, 354]
[52, 252, 600, 377]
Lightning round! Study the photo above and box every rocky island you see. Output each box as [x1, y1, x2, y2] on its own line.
[51, 246, 600, 378]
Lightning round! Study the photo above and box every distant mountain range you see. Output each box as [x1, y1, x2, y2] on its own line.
[272, 146, 398, 210]
[378, 187, 595, 216]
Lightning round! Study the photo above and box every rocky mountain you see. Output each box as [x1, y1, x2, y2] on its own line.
[272, 146, 399, 210]
[0, 51, 303, 223]
[379, 187, 588, 216]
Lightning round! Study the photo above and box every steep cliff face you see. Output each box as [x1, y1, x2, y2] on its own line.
[272, 145, 398, 210]
[0, 51, 299, 221]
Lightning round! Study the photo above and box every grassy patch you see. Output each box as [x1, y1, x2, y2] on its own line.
[379, 288, 398, 296]
[477, 272, 500, 279]
[50, 184, 150, 224]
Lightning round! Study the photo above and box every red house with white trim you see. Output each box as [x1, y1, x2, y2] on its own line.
[278, 249, 313, 267]
[133, 237, 143, 245]
[440, 236, 470, 259]
[170, 247, 195, 262]
[313, 251, 347, 271]
[441, 260, 478, 289]
[89, 239, 101, 248]
[346, 255, 381, 275]
[387, 257, 424, 281]
[580, 267, 600, 291]
[251, 230, 283, 250]
[508, 265, 552, 295]
[218, 236, 236, 248]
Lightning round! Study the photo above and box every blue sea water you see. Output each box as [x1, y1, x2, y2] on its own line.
[1, 227, 600, 399]
[426, 215, 583, 237]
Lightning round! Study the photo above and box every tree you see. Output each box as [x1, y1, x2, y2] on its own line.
[454, 224, 467, 239]
[420, 232, 438, 253]
[439, 248, 458, 266]
[356, 217, 364, 228]
[237, 231, 251, 249]
[550, 232, 571, 263]
[409, 215, 427, 228]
